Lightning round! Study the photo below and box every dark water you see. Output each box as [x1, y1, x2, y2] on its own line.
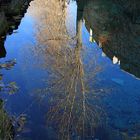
[0, 0, 140, 140]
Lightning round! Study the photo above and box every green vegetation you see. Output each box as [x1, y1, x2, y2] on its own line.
[0, 100, 14, 140]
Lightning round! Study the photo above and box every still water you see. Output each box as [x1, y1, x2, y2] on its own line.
[0, 0, 140, 140]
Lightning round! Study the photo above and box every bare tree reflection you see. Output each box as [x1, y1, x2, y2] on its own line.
[30, 0, 107, 139]
[45, 44, 105, 140]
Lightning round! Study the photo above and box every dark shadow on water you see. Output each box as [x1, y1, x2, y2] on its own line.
[0, 40, 6, 58]
[77, 0, 140, 78]
[0, 0, 32, 58]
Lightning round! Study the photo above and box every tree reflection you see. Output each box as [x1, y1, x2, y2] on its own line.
[31, 0, 140, 139]
[45, 44, 105, 140]
[31, 0, 106, 139]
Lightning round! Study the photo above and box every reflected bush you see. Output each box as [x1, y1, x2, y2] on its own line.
[0, 100, 14, 140]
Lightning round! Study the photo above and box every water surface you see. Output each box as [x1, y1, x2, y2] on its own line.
[0, 0, 140, 140]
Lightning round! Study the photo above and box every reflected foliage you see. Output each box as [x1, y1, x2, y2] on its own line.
[0, 100, 14, 140]
[0, 59, 18, 94]
[0, 59, 26, 139]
